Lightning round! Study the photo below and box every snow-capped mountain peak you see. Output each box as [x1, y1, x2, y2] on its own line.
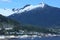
[15, 3, 45, 13]
[9, 4, 60, 28]
[39, 2, 45, 8]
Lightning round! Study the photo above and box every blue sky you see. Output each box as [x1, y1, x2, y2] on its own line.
[0, 0, 60, 8]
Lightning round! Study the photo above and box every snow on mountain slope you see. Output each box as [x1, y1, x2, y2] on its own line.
[0, 3, 45, 16]
[14, 2, 45, 13]
[0, 8, 14, 16]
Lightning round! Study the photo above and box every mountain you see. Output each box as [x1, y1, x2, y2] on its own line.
[0, 14, 21, 28]
[8, 3, 60, 28]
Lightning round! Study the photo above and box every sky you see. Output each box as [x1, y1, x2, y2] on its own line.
[0, 0, 60, 8]
[0, 0, 60, 16]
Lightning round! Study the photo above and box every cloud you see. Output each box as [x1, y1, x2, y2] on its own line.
[0, 0, 11, 2]
[0, 8, 14, 16]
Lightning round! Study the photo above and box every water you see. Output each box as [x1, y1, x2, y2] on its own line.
[9, 36, 60, 40]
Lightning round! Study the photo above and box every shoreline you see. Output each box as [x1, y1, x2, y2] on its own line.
[0, 34, 60, 39]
